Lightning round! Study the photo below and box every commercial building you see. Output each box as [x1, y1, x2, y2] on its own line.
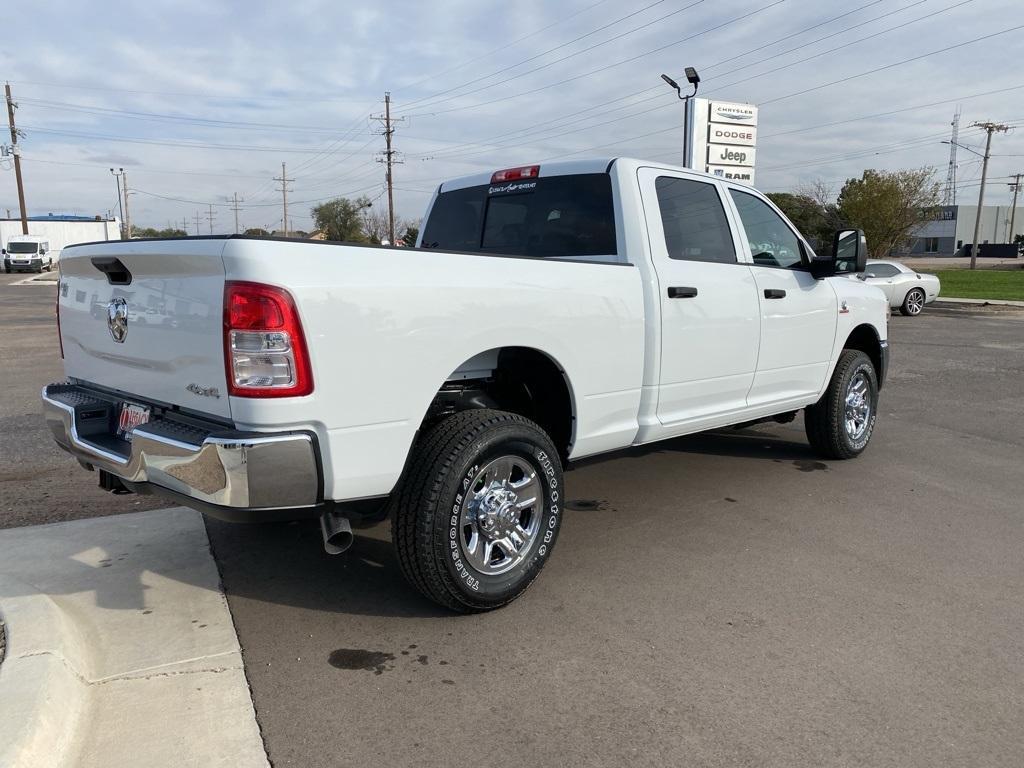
[905, 205, 1022, 256]
[1, 214, 121, 252]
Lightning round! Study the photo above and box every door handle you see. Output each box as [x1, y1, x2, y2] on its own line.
[764, 288, 786, 299]
[667, 286, 698, 299]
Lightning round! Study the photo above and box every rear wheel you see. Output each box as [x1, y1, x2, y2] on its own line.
[900, 287, 925, 316]
[392, 408, 563, 612]
[805, 349, 878, 459]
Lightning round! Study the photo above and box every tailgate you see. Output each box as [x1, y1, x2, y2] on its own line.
[57, 239, 231, 420]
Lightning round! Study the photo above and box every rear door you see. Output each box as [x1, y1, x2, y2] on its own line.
[637, 168, 761, 428]
[57, 239, 231, 419]
[726, 188, 837, 406]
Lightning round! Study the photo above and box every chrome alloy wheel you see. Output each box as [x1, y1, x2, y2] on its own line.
[906, 289, 925, 315]
[844, 371, 872, 441]
[460, 455, 543, 576]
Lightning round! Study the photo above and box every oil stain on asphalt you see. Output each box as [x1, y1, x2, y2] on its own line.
[328, 649, 396, 675]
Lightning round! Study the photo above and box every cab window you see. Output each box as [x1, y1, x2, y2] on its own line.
[655, 177, 736, 263]
[729, 190, 805, 270]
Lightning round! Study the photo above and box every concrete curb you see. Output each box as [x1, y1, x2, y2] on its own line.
[0, 576, 92, 768]
[936, 297, 1024, 308]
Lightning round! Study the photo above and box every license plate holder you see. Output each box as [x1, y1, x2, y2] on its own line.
[117, 402, 151, 441]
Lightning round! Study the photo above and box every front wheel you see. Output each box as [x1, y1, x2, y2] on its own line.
[392, 409, 563, 613]
[900, 287, 925, 316]
[805, 349, 878, 459]
[44, 259, 53, 272]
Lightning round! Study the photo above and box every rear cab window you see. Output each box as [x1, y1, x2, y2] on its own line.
[421, 173, 618, 260]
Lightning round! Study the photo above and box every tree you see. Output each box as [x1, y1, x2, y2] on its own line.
[244, 227, 269, 237]
[837, 168, 940, 259]
[311, 196, 372, 242]
[361, 207, 389, 244]
[132, 226, 187, 238]
[399, 223, 419, 247]
[765, 192, 835, 250]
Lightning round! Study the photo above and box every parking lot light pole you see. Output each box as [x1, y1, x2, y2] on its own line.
[109, 168, 125, 236]
[661, 67, 700, 169]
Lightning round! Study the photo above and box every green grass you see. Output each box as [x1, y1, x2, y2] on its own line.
[933, 269, 1024, 302]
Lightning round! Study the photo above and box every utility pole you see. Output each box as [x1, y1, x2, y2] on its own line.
[193, 210, 202, 236]
[372, 92, 405, 245]
[182, 216, 189, 235]
[5, 82, 28, 234]
[121, 170, 132, 239]
[205, 203, 216, 234]
[274, 163, 293, 237]
[943, 107, 961, 206]
[109, 168, 125, 236]
[1008, 173, 1022, 248]
[227, 192, 244, 234]
[968, 122, 1010, 269]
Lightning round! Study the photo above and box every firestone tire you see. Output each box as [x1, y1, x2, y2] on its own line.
[392, 408, 563, 613]
[804, 349, 878, 460]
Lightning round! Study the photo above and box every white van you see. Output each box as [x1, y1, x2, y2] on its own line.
[2, 235, 57, 273]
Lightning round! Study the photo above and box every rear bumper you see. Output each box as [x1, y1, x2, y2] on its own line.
[42, 383, 322, 520]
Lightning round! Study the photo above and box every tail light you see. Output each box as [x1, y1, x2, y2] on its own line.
[224, 281, 312, 398]
[56, 282, 64, 359]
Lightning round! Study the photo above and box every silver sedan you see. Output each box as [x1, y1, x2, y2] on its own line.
[854, 260, 941, 316]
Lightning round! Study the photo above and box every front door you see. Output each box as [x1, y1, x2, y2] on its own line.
[726, 188, 838, 407]
[638, 168, 761, 430]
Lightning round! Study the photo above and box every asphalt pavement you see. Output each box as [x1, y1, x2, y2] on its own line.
[2, 271, 1022, 767]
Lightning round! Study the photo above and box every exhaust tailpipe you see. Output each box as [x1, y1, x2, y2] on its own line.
[320, 510, 354, 555]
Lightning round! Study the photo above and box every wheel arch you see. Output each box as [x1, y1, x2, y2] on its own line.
[425, 346, 577, 462]
[842, 323, 885, 389]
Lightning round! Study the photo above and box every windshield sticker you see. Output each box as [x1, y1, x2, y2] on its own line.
[488, 181, 537, 195]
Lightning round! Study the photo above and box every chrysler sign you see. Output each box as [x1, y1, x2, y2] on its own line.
[708, 101, 758, 126]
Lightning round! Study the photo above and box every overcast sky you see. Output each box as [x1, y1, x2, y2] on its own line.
[3, 0, 1024, 232]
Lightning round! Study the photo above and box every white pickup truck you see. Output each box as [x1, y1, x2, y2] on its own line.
[43, 157, 888, 612]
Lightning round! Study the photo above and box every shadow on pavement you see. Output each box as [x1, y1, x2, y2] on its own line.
[204, 518, 453, 620]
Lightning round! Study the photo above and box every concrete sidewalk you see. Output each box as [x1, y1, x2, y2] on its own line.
[0, 508, 268, 768]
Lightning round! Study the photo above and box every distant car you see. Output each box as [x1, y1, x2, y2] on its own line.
[855, 260, 940, 316]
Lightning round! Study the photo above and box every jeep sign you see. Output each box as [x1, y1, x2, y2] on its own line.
[708, 144, 756, 168]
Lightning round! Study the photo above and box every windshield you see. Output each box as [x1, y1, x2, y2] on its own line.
[6, 242, 39, 254]
[421, 173, 617, 259]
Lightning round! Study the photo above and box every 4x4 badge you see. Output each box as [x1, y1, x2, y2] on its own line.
[107, 298, 128, 342]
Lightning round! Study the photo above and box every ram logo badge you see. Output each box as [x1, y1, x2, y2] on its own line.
[186, 383, 221, 398]
[107, 298, 129, 343]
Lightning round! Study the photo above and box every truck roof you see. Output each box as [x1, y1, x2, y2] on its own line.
[437, 156, 712, 192]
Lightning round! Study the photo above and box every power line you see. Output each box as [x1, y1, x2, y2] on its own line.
[759, 23, 1024, 106]
[397, 0, 704, 114]
[417, 0, 899, 160]
[402, 0, 786, 120]
[274, 163, 294, 236]
[397, 0, 613, 94]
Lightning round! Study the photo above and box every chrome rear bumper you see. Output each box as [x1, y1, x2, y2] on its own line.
[42, 383, 321, 514]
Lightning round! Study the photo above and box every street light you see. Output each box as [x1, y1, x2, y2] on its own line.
[661, 67, 701, 168]
[660, 67, 701, 100]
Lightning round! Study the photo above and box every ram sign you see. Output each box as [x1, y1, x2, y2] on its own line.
[683, 98, 759, 186]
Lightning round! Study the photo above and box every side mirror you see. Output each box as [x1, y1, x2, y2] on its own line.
[833, 228, 867, 274]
